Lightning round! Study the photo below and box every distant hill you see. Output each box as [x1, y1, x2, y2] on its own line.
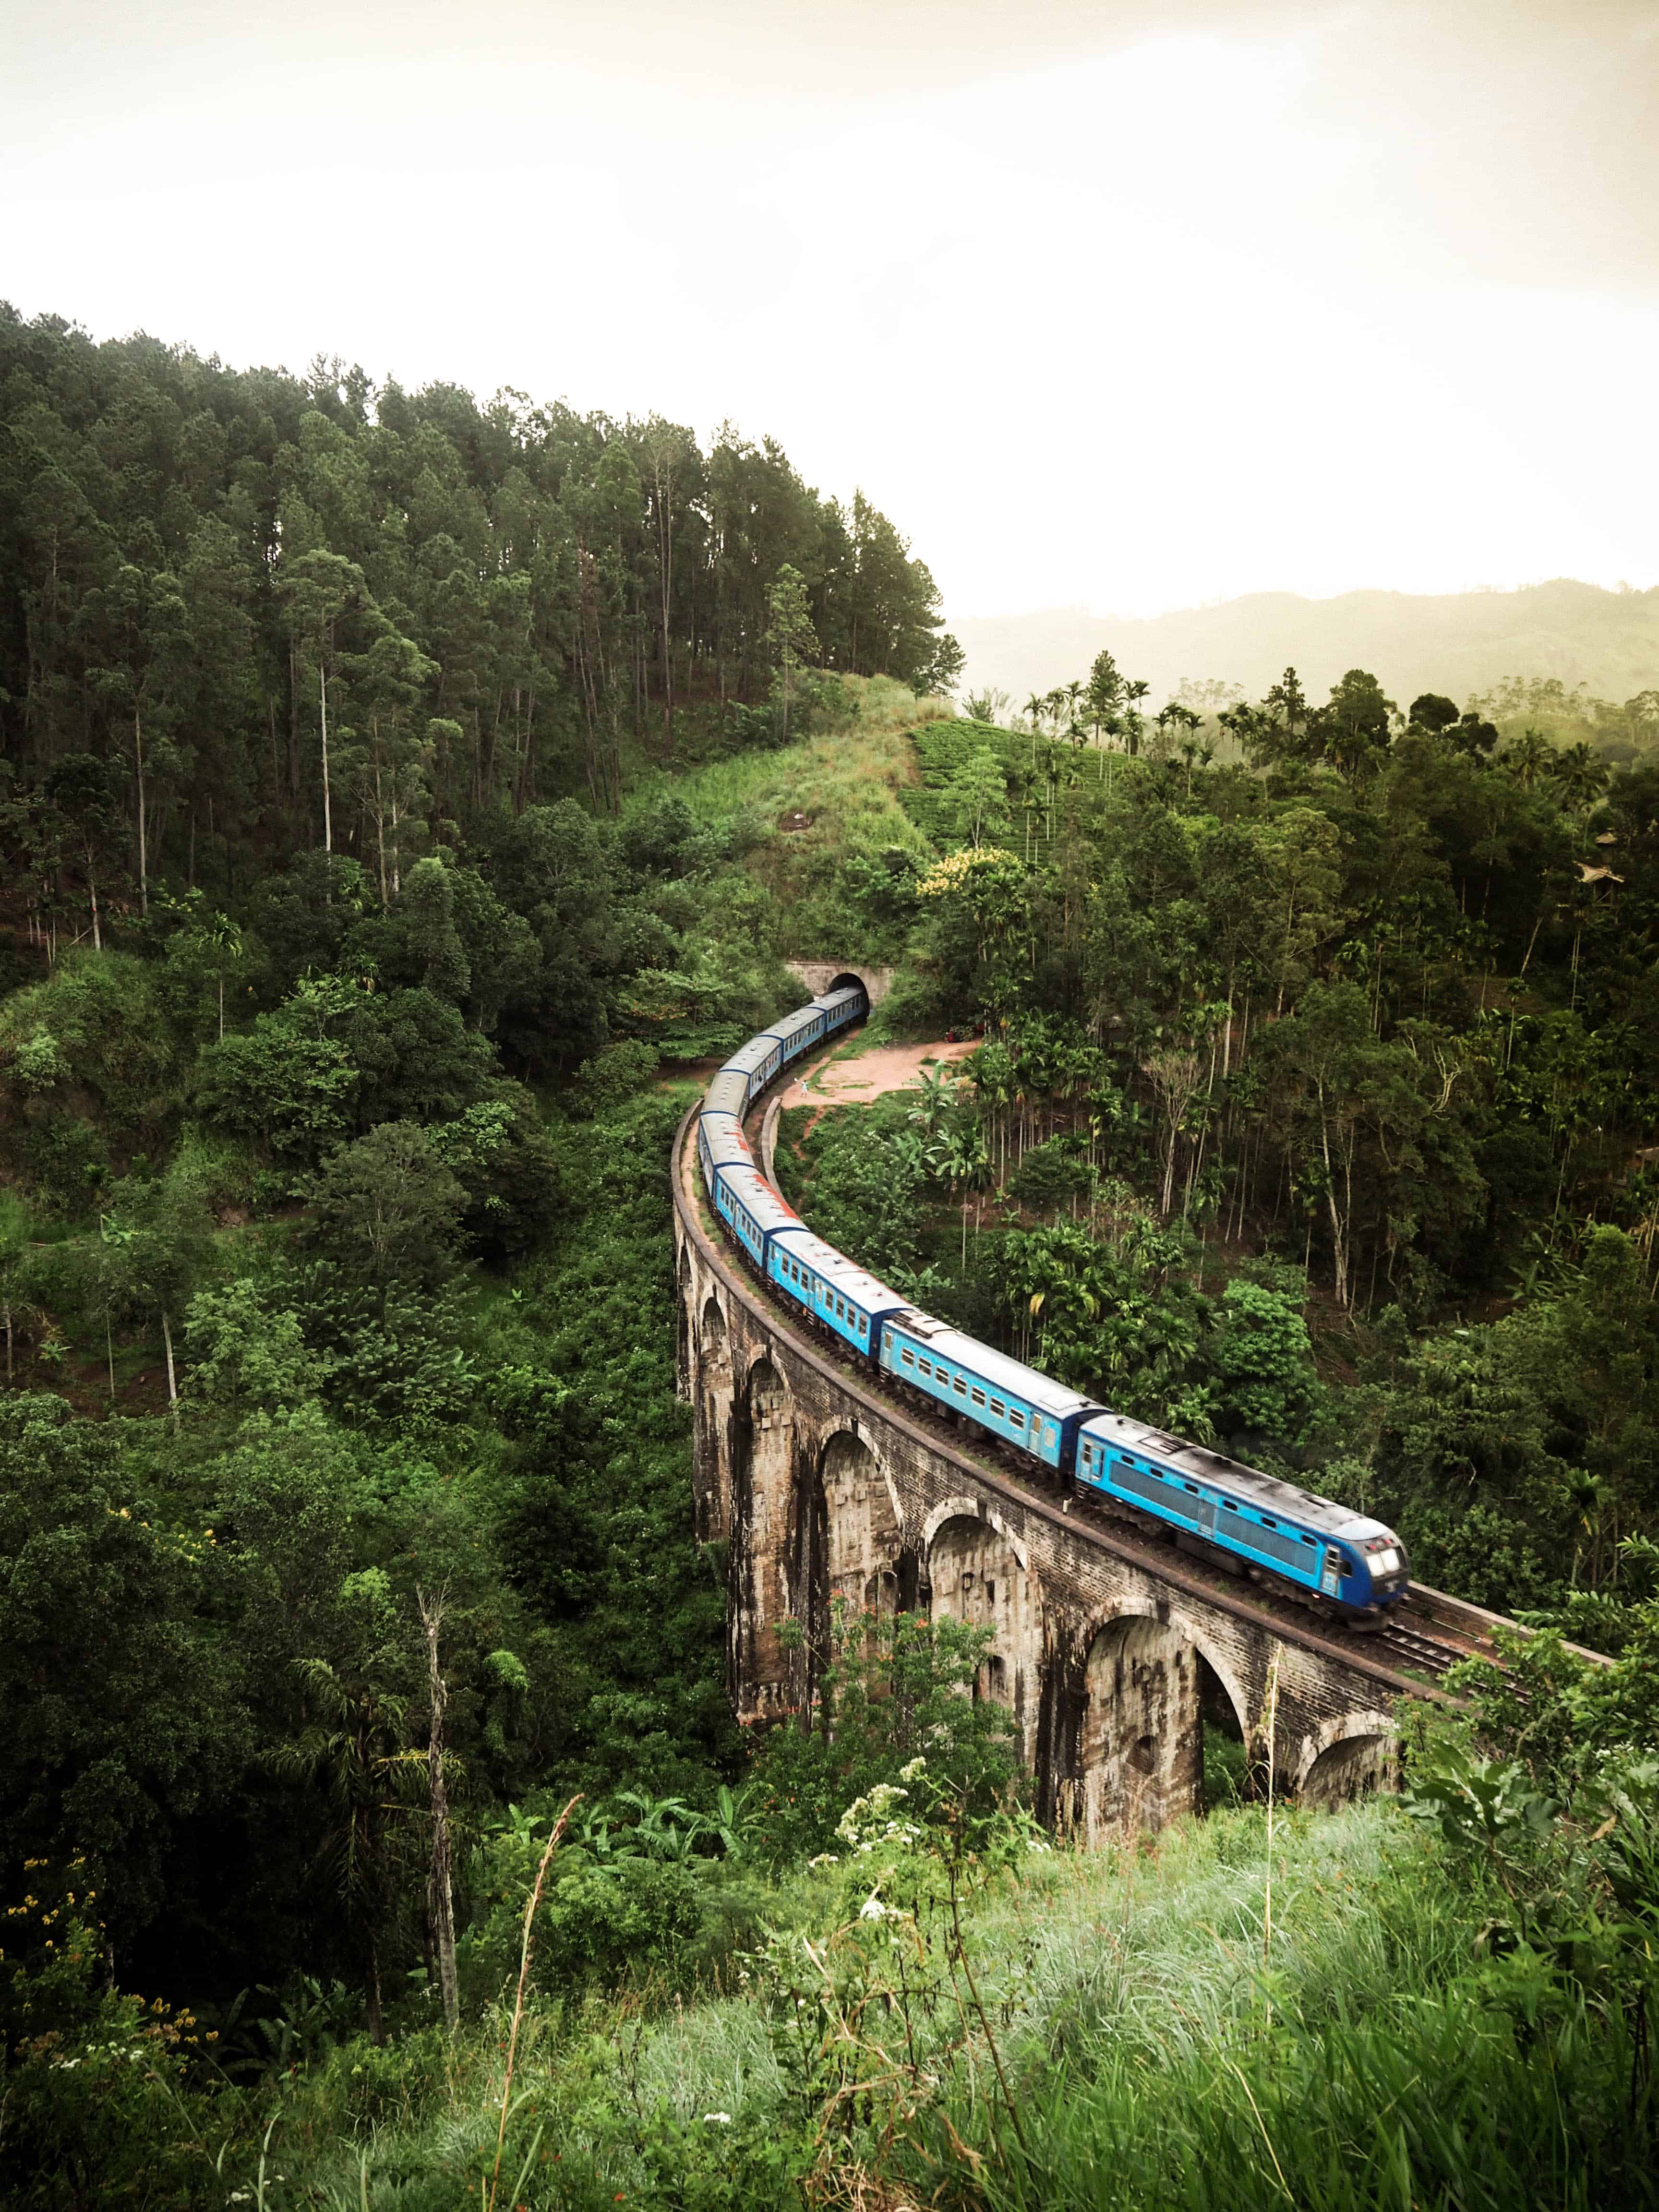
[954, 580, 1659, 715]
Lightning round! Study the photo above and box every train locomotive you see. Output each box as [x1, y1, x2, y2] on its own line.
[695, 986, 1410, 1622]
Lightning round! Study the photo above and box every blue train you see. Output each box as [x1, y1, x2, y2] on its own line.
[696, 986, 1410, 1621]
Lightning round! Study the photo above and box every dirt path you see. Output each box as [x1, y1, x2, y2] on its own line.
[773, 1036, 977, 1153]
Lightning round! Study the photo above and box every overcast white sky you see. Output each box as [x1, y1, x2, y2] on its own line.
[4, 1, 1657, 619]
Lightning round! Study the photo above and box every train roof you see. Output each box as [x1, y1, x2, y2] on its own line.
[716, 1164, 804, 1236]
[723, 1037, 780, 1075]
[772, 1229, 906, 1312]
[702, 1070, 749, 1116]
[1081, 1412, 1394, 1541]
[888, 1309, 1104, 1422]
[813, 986, 865, 1012]
[766, 1005, 824, 1046]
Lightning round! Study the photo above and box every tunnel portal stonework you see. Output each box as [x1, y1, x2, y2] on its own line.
[675, 1121, 1407, 1838]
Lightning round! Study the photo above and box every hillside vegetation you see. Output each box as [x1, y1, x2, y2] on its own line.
[2, 307, 1659, 2207]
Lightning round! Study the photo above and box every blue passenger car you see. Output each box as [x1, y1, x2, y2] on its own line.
[697, 1111, 754, 1198]
[814, 985, 867, 1037]
[879, 1309, 1103, 1473]
[721, 1034, 786, 1113]
[1076, 1413, 1410, 1612]
[766, 1003, 828, 1066]
[766, 1230, 906, 1355]
[711, 1164, 805, 1269]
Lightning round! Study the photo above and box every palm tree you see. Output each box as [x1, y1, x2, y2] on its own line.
[1122, 678, 1150, 757]
[1501, 726, 1552, 791]
[1063, 680, 1085, 750]
[1548, 740, 1610, 818]
[279, 1657, 417, 2045]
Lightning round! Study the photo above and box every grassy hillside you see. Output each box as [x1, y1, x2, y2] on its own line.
[957, 578, 1659, 713]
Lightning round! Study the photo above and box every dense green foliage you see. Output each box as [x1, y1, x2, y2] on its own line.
[0, 302, 961, 898]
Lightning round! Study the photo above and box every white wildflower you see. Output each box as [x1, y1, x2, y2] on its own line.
[703, 2112, 733, 2125]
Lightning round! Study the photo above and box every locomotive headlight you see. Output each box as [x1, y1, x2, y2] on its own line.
[1373, 1549, 1400, 1576]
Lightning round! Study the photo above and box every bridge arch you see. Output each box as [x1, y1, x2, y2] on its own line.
[1295, 1712, 1398, 1809]
[676, 1241, 693, 1393]
[693, 1292, 735, 1542]
[926, 1510, 1038, 1761]
[818, 1430, 907, 1613]
[1070, 1611, 1210, 1843]
[730, 1356, 796, 1720]
[922, 1497, 1028, 1571]
[789, 1428, 916, 1713]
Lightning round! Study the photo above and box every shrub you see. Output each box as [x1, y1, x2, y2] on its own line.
[574, 1038, 660, 1115]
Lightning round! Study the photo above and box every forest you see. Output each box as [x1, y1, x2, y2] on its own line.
[3, 303, 1659, 2208]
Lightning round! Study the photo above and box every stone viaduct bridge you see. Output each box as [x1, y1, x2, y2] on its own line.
[672, 1106, 1513, 1841]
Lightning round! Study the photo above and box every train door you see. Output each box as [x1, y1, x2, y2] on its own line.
[1320, 1546, 1343, 1595]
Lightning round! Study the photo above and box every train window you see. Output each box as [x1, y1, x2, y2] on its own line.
[1183, 1482, 1200, 1494]
[1301, 1534, 1315, 1546]
[1009, 1408, 1024, 1428]
[1222, 1498, 1239, 1511]
[953, 1376, 968, 1397]
[836, 1297, 846, 1319]
[990, 1398, 1006, 1418]
[858, 1316, 868, 1336]
[901, 1348, 915, 1368]
[1261, 1515, 1277, 1529]
[971, 1388, 986, 1407]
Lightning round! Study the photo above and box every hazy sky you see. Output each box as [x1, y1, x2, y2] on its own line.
[4, 1, 1657, 618]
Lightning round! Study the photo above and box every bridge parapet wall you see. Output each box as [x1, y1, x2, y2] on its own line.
[674, 1115, 1407, 1836]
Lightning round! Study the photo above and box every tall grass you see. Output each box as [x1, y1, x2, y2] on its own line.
[914, 1806, 1657, 2212]
[94, 1803, 1653, 2209]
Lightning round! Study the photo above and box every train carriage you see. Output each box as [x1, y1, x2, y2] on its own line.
[697, 1111, 754, 1197]
[813, 985, 867, 1037]
[766, 1229, 906, 1355]
[703, 1067, 752, 1119]
[710, 1162, 805, 1269]
[766, 1003, 829, 1065]
[715, 1033, 786, 1115]
[879, 1309, 1103, 1473]
[1077, 1412, 1410, 1611]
